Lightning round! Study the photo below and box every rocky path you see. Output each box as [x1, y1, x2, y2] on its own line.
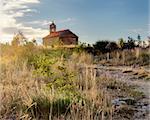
[95, 65, 150, 120]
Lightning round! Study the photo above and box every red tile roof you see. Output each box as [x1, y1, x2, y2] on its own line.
[43, 29, 78, 39]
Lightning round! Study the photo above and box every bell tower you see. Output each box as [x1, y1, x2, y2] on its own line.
[50, 21, 56, 33]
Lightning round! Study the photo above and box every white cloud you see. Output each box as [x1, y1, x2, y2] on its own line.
[0, 0, 77, 43]
[0, 0, 48, 43]
[2, 0, 40, 11]
[26, 20, 51, 26]
[57, 18, 76, 23]
[21, 9, 38, 13]
[24, 18, 77, 32]
[26, 18, 76, 26]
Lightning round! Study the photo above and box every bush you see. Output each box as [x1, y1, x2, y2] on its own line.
[0, 45, 113, 119]
[29, 96, 71, 119]
[93, 40, 109, 54]
[138, 53, 150, 65]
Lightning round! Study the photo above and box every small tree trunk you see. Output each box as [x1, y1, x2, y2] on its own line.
[135, 48, 140, 59]
[116, 51, 120, 64]
[122, 50, 125, 65]
[107, 52, 110, 61]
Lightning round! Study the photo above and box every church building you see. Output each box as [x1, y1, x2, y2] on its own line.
[43, 22, 78, 46]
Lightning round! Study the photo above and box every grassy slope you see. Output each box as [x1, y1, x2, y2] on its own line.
[0, 45, 148, 120]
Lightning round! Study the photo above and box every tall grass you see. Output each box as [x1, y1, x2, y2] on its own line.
[1, 44, 148, 119]
[96, 48, 150, 66]
[0, 45, 113, 120]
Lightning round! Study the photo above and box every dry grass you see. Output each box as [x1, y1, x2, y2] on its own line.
[0, 64, 112, 119]
[0, 45, 113, 120]
[0, 45, 144, 120]
[96, 48, 150, 66]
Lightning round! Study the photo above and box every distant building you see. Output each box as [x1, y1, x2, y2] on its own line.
[43, 22, 78, 47]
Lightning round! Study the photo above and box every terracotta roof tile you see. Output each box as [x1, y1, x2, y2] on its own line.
[43, 29, 78, 39]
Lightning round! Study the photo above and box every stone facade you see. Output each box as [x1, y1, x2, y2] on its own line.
[43, 22, 78, 46]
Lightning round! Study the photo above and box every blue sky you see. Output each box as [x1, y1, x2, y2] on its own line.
[0, 0, 149, 44]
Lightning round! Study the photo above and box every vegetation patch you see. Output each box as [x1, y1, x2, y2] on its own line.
[0, 42, 149, 120]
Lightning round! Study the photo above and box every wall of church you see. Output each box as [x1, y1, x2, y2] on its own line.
[43, 37, 60, 46]
[61, 37, 78, 45]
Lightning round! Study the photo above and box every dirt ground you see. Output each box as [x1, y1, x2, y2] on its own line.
[96, 65, 150, 120]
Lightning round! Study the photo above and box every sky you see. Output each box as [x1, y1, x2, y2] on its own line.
[0, 0, 149, 44]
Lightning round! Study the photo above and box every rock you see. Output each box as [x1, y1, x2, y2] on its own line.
[112, 97, 136, 107]
[120, 97, 136, 105]
[142, 106, 147, 110]
[112, 98, 127, 106]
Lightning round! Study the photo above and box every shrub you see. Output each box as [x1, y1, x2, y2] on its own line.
[29, 96, 71, 119]
[138, 52, 150, 65]
[93, 40, 109, 54]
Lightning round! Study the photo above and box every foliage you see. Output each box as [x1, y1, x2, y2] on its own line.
[93, 40, 109, 53]
[137, 34, 141, 41]
[1, 40, 148, 119]
[28, 49, 79, 97]
[127, 37, 135, 49]
[118, 38, 125, 49]
[11, 31, 26, 46]
[31, 54, 56, 78]
[105, 42, 119, 51]
[29, 96, 71, 119]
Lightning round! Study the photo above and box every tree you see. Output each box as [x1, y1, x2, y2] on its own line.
[118, 38, 125, 49]
[127, 36, 135, 49]
[137, 34, 141, 41]
[105, 42, 118, 52]
[11, 35, 20, 46]
[11, 31, 27, 46]
[32, 38, 37, 45]
[93, 40, 109, 53]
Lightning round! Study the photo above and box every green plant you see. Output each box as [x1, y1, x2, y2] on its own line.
[31, 54, 56, 78]
[29, 96, 71, 119]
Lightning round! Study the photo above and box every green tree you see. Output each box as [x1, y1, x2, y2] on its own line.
[93, 40, 109, 53]
[118, 38, 124, 49]
[127, 36, 135, 49]
[137, 34, 141, 41]
[105, 42, 118, 52]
